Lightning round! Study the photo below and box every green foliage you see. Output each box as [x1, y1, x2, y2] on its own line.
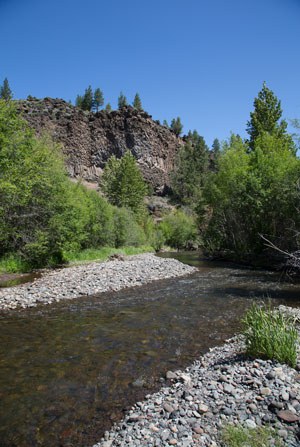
[76, 86, 104, 112]
[101, 152, 148, 217]
[133, 93, 142, 110]
[160, 210, 197, 249]
[222, 424, 283, 447]
[75, 94, 83, 108]
[113, 207, 147, 247]
[171, 130, 209, 206]
[247, 82, 292, 151]
[105, 103, 112, 112]
[81, 85, 93, 111]
[170, 116, 183, 137]
[243, 304, 298, 368]
[163, 119, 169, 128]
[63, 245, 153, 264]
[118, 91, 127, 109]
[0, 78, 13, 100]
[0, 254, 30, 273]
[203, 129, 300, 258]
[0, 100, 152, 270]
[93, 88, 104, 112]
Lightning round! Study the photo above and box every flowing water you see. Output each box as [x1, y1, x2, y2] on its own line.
[0, 252, 300, 447]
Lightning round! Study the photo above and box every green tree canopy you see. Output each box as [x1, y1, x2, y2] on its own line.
[0, 78, 13, 100]
[93, 88, 104, 112]
[170, 117, 183, 137]
[133, 93, 142, 110]
[171, 130, 209, 205]
[203, 132, 300, 259]
[118, 92, 128, 109]
[75, 94, 83, 108]
[81, 85, 93, 111]
[247, 82, 291, 150]
[101, 152, 148, 217]
[105, 103, 112, 112]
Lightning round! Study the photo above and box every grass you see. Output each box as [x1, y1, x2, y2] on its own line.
[0, 254, 30, 274]
[243, 303, 298, 368]
[63, 245, 154, 264]
[222, 424, 283, 447]
[0, 246, 154, 274]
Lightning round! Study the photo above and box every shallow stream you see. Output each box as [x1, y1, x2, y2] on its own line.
[1, 252, 300, 446]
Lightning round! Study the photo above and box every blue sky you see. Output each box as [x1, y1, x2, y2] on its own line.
[1, 0, 299, 146]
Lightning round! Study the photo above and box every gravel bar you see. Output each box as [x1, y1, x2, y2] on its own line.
[0, 253, 197, 311]
[93, 306, 300, 447]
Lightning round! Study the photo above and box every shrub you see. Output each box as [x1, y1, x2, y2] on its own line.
[243, 304, 298, 368]
[160, 210, 197, 249]
[113, 208, 147, 247]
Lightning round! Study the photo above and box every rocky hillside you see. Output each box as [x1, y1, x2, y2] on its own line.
[16, 98, 183, 193]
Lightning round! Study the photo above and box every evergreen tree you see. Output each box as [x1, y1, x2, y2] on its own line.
[133, 93, 142, 110]
[105, 103, 112, 112]
[93, 88, 104, 112]
[171, 130, 209, 205]
[247, 82, 290, 150]
[118, 92, 127, 109]
[212, 138, 221, 155]
[170, 117, 183, 137]
[163, 120, 169, 128]
[210, 138, 221, 171]
[75, 95, 83, 108]
[81, 85, 93, 111]
[0, 78, 13, 100]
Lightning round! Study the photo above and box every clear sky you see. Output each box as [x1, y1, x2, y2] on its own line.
[1, 0, 299, 147]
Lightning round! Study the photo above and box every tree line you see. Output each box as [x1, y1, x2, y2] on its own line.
[171, 82, 300, 265]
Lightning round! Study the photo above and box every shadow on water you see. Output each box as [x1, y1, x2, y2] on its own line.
[1, 252, 300, 446]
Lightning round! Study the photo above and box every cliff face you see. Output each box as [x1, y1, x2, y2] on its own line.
[17, 98, 183, 193]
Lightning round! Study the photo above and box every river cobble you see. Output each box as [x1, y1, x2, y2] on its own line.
[0, 254, 197, 311]
[93, 307, 300, 447]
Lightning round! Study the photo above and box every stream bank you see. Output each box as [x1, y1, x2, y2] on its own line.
[1, 252, 300, 446]
[0, 253, 197, 310]
[93, 307, 300, 447]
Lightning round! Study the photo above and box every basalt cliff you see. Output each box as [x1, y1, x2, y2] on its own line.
[17, 98, 183, 193]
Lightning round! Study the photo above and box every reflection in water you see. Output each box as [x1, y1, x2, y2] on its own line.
[0, 252, 300, 446]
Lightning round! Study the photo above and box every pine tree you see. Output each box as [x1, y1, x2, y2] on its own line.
[93, 88, 104, 112]
[212, 138, 221, 155]
[247, 82, 289, 150]
[81, 85, 93, 111]
[105, 103, 112, 112]
[0, 78, 13, 100]
[170, 117, 183, 137]
[210, 138, 221, 171]
[171, 131, 209, 205]
[75, 95, 83, 108]
[163, 120, 169, 128]
[118, 92, 127, 109]
[133, 93, 142, 110]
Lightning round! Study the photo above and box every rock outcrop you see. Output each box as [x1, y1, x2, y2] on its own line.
[17, 98, 183, 193]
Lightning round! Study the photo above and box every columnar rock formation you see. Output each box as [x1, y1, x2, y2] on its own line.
[17, 98, 183, 193]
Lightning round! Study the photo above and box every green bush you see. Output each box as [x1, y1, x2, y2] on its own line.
[113, 207, 147, 247]
[222, 424, 283, 447]
[160, 210, 197, 249]
[243, 304, 298, 368]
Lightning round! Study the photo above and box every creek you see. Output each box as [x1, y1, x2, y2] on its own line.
[0, 252, 300, 447]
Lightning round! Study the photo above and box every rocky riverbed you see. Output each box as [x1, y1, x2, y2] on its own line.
[93, 306, 300, 447]
[0, 254, 197, 311]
